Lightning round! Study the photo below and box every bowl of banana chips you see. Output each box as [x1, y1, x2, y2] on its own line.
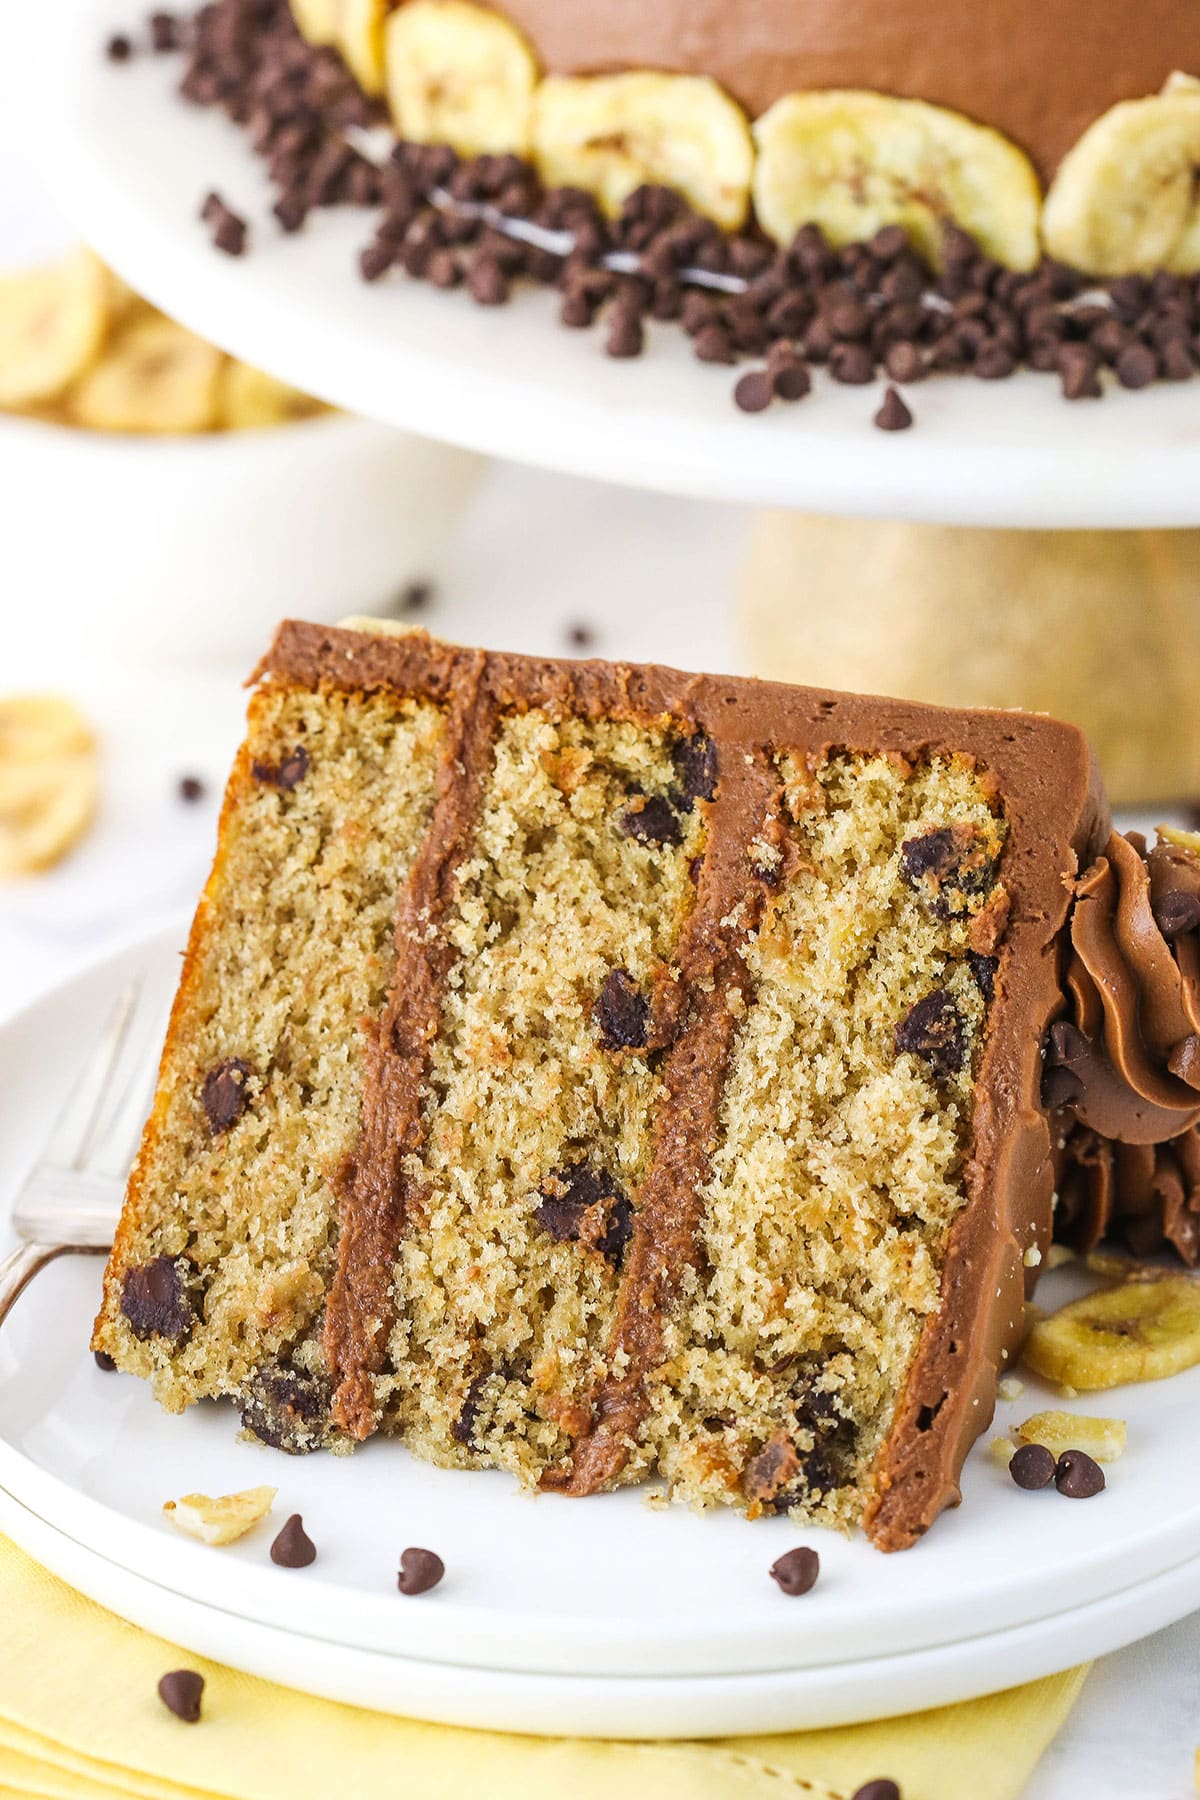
[0, 246, 483, 665]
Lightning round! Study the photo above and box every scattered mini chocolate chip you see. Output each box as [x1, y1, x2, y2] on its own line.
[852, 1782, 902, 1800]
[270, 1513, 317, 1567]
[566, 622, 594, 649]
[1115, 341, 1158, 390]
[1059, 344, 1102, 400]
[873, 385, 913, 431]
[1153, 890, 1200, 939]
[203, 194, 248, 257]
[157, 1669, 204, 1722]
[617, 793, 681, 845]
[177, 774, 206, 804]
[105, 31, 134, 60]
[734, 368, 774, 413]
[606, 309, 644, 359]
[894, 990, 966, 1078]
[392, 579, 432, 614]
[251, 745, 309, 790]
[1055, 1448, 1105, 1499]
[883, 340, 924, 384]
[594, 968, 650, 1052]
[467, 253, 508, 306]
[149, 11, 181, 51]
[398, 1547, 445, 1595]
[830, 342, 875, 385]
[1009, 1442, 1056, 1490]
[769, 1545, 820, 1596]
[93, 1349, 117, 1372]
[693, 324, 735, 365]
[120, 1257, 194, 1344]
[359, 236, 394, 282]
[772, 360, 811, 402]
[201, 1058, 252, 1134]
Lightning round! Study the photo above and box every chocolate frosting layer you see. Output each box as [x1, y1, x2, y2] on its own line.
[493, 0, 1199, 183]
[1046, 832, 1200, 1145]
[260, 621, 1107, 1550]
[1056, 1124, 1200, 1267]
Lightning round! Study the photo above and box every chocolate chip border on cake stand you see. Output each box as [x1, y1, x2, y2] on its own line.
[32, 0, 1200, 530]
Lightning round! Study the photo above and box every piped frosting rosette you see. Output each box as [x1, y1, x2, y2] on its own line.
[1047, 828, 1200, 1263]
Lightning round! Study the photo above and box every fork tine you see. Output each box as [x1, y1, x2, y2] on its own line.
[38, 980, 142, 1173]
[86, 1016, 167, 1180]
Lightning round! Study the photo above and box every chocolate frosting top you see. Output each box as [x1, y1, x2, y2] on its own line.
[1047, 832, 1200, 1144]
[494, 0, 1200, 182]
[259, 621, 1107, 1550]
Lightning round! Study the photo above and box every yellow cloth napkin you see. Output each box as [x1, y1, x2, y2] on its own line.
[1, 1535, 1087, 1800]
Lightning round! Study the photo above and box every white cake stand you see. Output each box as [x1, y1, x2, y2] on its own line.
[30, 0, 1200, 529]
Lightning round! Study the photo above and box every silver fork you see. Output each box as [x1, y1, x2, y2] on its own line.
[0, 980, 159, 1330]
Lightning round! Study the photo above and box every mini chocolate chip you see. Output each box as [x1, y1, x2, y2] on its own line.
[594, 968, 650, 1052]
[157, 1669, 204, 1722]
[1042, 1063, 1085, 1110]
[106, 32, 134, 60]
[743, 1432, 802, 1505]
[595, 1193, 635, 1266]
[770, 1545, 820, 1596]
[1058, 344, 1101, 400]
[974, 342, 1016, 380]
[772, 360, 811, 402]
[1009, 1442, 1056, 1489]
[606, 310, 644, 359]
[120, 1257, 194, 1343]
[894, 990, 966, 1078]
[201, 1058, 252, 1134]
[213, 210, 248, 257]
[536, 1163, 620, 1242]
[252, 745, 309, 790]
[873, 385, 913, 430]
[734, 369, 774, 413]
[567, 623, 594, 649]
[673, 732, 717, 805]
[359, 236, 394, 282]
[693, 324, 735, 365]
[396, 579, 433, 613]
[966, 950, 999, 1001]
[830, 342, 875, 384]
[467, 254, 508, 306]
[852, 1783, 902, 1800]
[149, 12, 180, 51]
[270, 1513, 317, 1567]
[900, 823, 996, 915]
[178, 774, 206, 804]
[240, 1363, 329, 1453]
[1153, 890, 1200, 939]
[883, 341, 924, 384]
[618, 793, 681, 845]
[398, 1547, 445, 1595]
[1115, 342, 1157, 390]
[94, 1349, 117, 1372]
[1055, 1449, 1105, 1499]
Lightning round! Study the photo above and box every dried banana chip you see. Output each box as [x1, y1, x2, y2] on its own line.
[67, 315, 223, 434]
[0, 695, 98, 878]
[1042, 78, 1200, 276]
[385, 0, 537, 157]
[219, 359, 325, 429]
[1023, 1274, 1200, 1390]
[533, 71, 754, 232]
[0, 247, 110, 409]
[752, 89, 1041, 270]
[163, 1485, 278, 1545]
[1016, 1409, 1127, 1462]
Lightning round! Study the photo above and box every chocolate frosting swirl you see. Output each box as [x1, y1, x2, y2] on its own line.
[1045, 831, 1200, 1145]
[1056, 1123, 1200, 1268]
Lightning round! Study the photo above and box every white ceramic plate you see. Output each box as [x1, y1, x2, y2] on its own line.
[34, 0, 1200, 529]
[5, 923, 1200, 1735]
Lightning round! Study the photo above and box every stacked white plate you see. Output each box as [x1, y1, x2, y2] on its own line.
[3, 923, 1200, 1738]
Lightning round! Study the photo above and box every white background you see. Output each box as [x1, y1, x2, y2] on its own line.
[0, 26, 1197, 1797]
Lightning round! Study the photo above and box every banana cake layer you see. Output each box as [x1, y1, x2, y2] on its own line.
[94, 622, 1106, 1549]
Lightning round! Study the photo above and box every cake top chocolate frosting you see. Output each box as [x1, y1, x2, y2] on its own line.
[258, 620, 1107, 1548]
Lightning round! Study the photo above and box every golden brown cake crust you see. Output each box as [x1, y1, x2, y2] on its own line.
[257, 620, 1108, 1549]
[489, 0, 1198, 184]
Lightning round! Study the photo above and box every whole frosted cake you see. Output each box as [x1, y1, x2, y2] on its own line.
[94, 621, 1106, 1549]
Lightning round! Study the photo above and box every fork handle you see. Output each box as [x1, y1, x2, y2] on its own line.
[0, 1242, 99, 1331]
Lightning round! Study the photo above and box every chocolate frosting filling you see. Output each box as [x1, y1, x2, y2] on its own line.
[1046, 832, 1200, 1145]
[259, 621, 1106, 1551]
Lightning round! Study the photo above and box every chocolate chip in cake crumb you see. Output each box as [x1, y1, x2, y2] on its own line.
[617, 793, 681, 846]
[1009, 1442, 1056, 1489]
[1153, 890, 1200, 940]
[966, 950, 999, 1001]
[1055, 1448, 1105, 1498]
[157, 1669, 204, 1722]
[900, 823, 997, 918]
[742, 1431, 802, 1505]
[270, 1513, 317, 1567]
[120, 1257, 195, 1344]
[536, 1163, 631, 1266]
[594, 968, 650, 1052]
[769, 1545, 820, 1596]
[591, 1192, 634, 1267]
[201, 1058, 253, 1135]
[240, 1363, 329, 1453]
[251, 745, 309, 790]
[398, 1547, 445, 1595]
[672, 731, 717, 806]
[93, 1349, 117, 1372]
[451, 1373, 489, 1448]
[894, 991, 967, 1079]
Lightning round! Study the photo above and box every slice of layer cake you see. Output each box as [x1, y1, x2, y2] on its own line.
[94, 622, 1106, 1548]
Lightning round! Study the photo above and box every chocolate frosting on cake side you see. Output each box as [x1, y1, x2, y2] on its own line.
[258, 621, 1108, 1550]
[492, 0, 1198, 183]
